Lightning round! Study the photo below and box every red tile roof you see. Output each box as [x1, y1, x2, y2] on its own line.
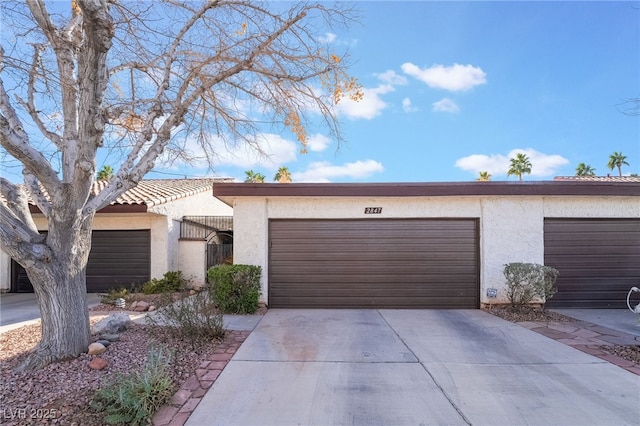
[93, 178, 233, 207]
[553, 176, 640, 183]
[5, 178, 233, 212]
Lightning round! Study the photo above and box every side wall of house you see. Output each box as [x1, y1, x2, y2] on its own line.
[231, 195, 639, 306]
[149, 191, 233, 287]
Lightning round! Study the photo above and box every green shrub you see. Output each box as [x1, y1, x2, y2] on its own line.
[208, 264, 261, 314]
[90, 346, 174, 425]
[142, 271, 187, 294]
[503, 262, 559, 310]
[147, 290, 226, 350]
[99, 288, 129, 306]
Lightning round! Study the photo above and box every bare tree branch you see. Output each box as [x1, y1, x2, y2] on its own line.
[16, 43, 63, 149]
[0, 78, 61, 191]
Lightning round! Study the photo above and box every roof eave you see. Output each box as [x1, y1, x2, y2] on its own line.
[212, 181, 640, 205]
[29, 204, 148, 214]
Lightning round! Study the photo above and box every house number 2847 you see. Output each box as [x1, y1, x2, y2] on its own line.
[364, 207, 382, 214]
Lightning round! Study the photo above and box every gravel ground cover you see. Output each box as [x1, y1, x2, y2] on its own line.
[0, 319, 222, 425]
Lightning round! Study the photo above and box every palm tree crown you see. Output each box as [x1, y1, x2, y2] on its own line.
[507, 153, 532, 181]
[96, 165, 114, 180]
[607, 152, 629, 176]
[244, 170, 265, 183]
[274, 166, 292, 183]
[575, 163, 596, 177]
[476, 171, 492, 181]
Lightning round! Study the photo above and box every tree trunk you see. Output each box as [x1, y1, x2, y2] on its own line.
[17, 222, 93, 372]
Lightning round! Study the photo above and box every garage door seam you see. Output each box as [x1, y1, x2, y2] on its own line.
[376, 310, 472, 426]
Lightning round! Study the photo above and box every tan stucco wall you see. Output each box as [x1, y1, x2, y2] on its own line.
[0, 191, 233, 291]
[231, 195, 639, 306]
[177, 240, 207, 287]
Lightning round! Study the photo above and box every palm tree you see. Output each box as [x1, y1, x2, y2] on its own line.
[507, 153, 532, 181]
[607, 152, 629, 176]
[274, 166, 292, 183]
[96, 165, 114, 180]
[575, 163, 596, 177]
[476, 171, 492, 182]
[244, 170, 265, 183]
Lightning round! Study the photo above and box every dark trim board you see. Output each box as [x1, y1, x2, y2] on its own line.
[268, 218, 480, 309]
[213, 181, 640, 205]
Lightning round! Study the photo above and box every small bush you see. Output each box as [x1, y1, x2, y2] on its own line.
[503, 262, 559, 310]
[90, 346, 174, 425]
[208, 264, 261, 314]
[142, 271, 188, 294]
[99, 288, 129, 306]
[147, 290, 226, 350]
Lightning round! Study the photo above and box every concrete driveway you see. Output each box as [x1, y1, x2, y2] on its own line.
[0, 293, 102, 332]
[187, 309, 639, 426]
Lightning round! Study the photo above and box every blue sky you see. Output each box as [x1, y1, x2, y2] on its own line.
[2, 1, 638, 184]
[167, 0, 638, 183]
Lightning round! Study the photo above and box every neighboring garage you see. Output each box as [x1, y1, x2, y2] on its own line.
[12, 230, 150, 293]
[269, 219, 479, 308]
[544, 218, 640, 308]
[1, 178, 235, 293]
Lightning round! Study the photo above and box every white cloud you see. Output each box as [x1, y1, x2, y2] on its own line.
[432, 98, 459, 113]
[306, 133, 332, 152]
[402, 62, 487, 92]
[293, 159, 384, 182]
[337, 84, 394, 120]
[318, 32, 337, 44]
[402, 98, 417, 113]
[454, 148, 569, 178]
[376, 70, 408, 86]
[214, 133, 298, 170]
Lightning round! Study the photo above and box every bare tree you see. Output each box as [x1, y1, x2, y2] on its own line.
[0, 0, 361, 370]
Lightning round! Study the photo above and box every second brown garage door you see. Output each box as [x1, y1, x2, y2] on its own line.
[544, 219, 640, 308]
[269, 219, 479, 308]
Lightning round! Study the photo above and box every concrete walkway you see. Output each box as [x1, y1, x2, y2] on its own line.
[551, 308, 640, 337]
[186, 309, 640, 426]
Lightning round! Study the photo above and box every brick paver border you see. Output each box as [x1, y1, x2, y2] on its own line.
[520, 320, 640, 376]
[153, 330, 250, 426]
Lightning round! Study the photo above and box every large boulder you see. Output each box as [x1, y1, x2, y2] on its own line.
[89, 357, 108, 370]
[88, 342, 107, 355]
[91, 312, 132, 335]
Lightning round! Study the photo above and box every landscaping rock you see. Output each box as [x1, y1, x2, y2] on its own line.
[134, 301, 150, 312]
[148, 305, 156, 312]
[98, 333, 121, 342]
[89, 358, 108, 370]
[87, 342, 107, 355]
[130, 301, 138, 310]
[96, 339, 111, 347]
[91, 312, 132, 335]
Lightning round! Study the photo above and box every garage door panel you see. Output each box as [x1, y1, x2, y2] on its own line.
[11, 230, 150, 293]
[544, 219, 640, 308]
[274, 296, 477, 309]
[269, 219, 479, 308]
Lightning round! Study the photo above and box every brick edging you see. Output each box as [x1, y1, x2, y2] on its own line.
[152, 330, 250, 426]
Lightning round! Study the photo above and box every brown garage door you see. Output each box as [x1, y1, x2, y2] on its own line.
[544, 219, 640, 308]
[269, 219, 479, 308]
[12, 230, 150, 293]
